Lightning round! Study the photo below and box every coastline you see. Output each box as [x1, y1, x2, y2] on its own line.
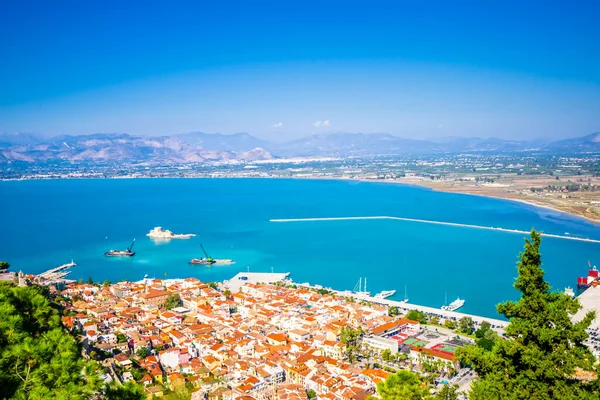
[350, 177, 600, 226]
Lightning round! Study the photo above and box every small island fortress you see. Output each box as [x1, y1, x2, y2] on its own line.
[146, 227, 195, 239]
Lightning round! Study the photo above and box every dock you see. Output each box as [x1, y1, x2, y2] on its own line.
[224, 272, 290, 293]
[270, 215, 600, 244]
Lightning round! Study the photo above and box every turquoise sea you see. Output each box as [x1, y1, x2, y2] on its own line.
[1, 178, 599, 319]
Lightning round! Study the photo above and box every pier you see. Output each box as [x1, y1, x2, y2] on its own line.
[270, 216, 600, 244]
[35, 260, 77, 285]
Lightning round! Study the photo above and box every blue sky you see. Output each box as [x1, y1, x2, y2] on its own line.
[1, 1, 599, 140]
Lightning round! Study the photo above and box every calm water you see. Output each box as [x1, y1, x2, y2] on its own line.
[1, 178, 599, 319]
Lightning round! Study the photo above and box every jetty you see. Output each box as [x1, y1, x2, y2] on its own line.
[35, 260, 77, 286]
[270, 216, 600, 244]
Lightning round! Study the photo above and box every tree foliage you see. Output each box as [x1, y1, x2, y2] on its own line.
[376, 370, 430, 400]
[388, 306, 400, 317]
[0, 282, 100, 399]
[164, 293, 181, 310]
[0, 282, 145, 399]
[457, 230, 600, 399]
[0, 261, 9, 271]
[457, 316, 474, 334]
[406, 310, 427, 324]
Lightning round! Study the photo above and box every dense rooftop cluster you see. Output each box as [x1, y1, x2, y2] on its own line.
[59, 278, 469, 399]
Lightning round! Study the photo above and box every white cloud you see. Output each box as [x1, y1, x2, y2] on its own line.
[272, 122, 284, 128]
[313, 120, 331, 127]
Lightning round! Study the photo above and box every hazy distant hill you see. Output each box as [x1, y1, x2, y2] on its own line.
[0, 133, 273, 164]
[271, 132, 440, 156]
[1, 131, 597, 164]
[175, 132, 270, 152]
[0, 132, 42, 146]
[544, 132, 600, 152]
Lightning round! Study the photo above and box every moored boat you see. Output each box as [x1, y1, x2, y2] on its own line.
[105, 239, 136, 257]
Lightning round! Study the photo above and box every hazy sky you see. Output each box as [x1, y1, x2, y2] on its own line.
[1, 1, 599, 141]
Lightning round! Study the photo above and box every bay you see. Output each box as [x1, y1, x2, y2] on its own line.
[1, 178, 598, 319]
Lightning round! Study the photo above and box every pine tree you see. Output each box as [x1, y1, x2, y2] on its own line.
[458, 230, 599, 399]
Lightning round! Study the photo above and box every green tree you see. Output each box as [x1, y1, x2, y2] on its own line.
[116, 333, 128, 343]
[307, 389, 317, 399]
[223, 288, 232, 299]
[388, 306, 400, 317]
[136, 347, 149, 358]
[474, 321, 491, 338]
[376, 370, 430, 400]
[164, 293, 181, 310]
[104, 381, 146, 400]
[443, 319, 456, 330]
[87, 275, 94, 284]
[209, 282, 218, 290]
[0, 282, 101, 399]
[382, 348, 391, 362]
[407, 310, 427, 323]
[102, 280, 111, 287]
[434, 384, 459, 400]
[457, 316, 474, 334]
[0, 261, 9, 271]
[457, 230, 600, 399]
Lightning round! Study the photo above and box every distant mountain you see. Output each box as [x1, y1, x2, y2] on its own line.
[0, 133, 273, 164]
[0, 132, 42, 146]
[544, 132, 600, 152]
[175, 132, 270, 152]
[1, 131, 597, 165]
[271, 132, 439, 156]
[429, 137, 545, 153]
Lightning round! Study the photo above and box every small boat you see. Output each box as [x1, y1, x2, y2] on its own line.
[400, 285, 409, 303]
[105, 239, 136, 257]
[189, 244, 234, 266]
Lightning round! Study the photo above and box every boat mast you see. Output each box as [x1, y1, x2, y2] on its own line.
[128, 238, 136, 251]
[364, 277, 367, 294]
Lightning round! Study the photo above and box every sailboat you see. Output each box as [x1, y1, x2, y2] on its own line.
[353, 277, 371, 298]
[400, 286, 409, 303]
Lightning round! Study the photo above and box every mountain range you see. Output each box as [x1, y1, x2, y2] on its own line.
[1, 131, 598, 164]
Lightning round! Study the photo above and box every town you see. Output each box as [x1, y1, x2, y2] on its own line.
[44, 273, 490, 399]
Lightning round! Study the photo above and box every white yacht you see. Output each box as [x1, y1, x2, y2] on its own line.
[374, 290, 396, 299]
[442, 297, 465, 312]
[146, 227, 195, 239]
